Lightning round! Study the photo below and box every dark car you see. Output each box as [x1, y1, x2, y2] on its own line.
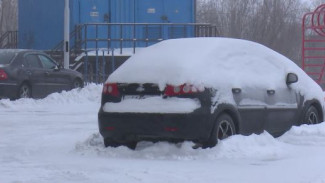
[0, 49, 83, 99]
[98, 38, 324, 149]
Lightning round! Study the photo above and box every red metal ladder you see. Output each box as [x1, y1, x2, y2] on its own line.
[302, 4, 325, 89]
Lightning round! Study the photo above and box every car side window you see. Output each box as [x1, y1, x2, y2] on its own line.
[38, 55, 57, 69]
[25, 54, 42, 68]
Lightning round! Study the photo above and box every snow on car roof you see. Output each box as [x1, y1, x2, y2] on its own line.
[108, 38, 323, 102]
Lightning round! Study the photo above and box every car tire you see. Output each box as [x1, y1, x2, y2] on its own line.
[71, 79, 83, 89]
[18, 83, 31, 99]
[203, 113, 236, 148]
[303, 106, 320, 125]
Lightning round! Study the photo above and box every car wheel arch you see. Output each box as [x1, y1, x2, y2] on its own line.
[301, 99, 324, 124]
[212, 104, 241, 135]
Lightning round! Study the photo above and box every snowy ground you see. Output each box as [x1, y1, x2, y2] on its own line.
[1, 84, 325, 183]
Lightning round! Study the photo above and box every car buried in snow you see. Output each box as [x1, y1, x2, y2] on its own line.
[0, 49, 83, 99]
[98, 38, 324, 149]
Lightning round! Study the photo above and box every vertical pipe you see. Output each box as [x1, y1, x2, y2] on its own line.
[95, 25, 99, 83]
[145, 24, 148, 47]
[64, 0, 70, 69]
[109, 0, 111, 22]
[133, 0, 137, 51]
[111, 49, 116, 74]
[96, 49, 99, 83]
[120, 24, 123, 54]
[194, 0, 197, 23]
[133, 0, 136, 24]
[84, 51, 88, 83]
[302, 14, 307, 71]
[84, 25, 87, 50]
[78, 0, 81, 23]
[102, 50, 106, 82]
[107, 24, 110, 50]
[133, 23, 136, 54]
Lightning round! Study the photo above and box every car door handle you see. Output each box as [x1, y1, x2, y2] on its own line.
[232, 88, 241, 94]
[26, 71, 32, 76]
[267, 90, 275, 95]
[45, 72, 50, 76]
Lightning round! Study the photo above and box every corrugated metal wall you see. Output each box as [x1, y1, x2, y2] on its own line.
[19, 0, 65, 50]
[18, 0, 195, 50]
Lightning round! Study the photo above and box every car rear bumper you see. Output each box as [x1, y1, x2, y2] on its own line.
[0, 82, 18, 99]
[98, 107, 212, 143]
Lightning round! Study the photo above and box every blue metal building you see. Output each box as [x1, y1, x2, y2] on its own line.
[18, 0, 200, 50]
[16, 0, 217, 83]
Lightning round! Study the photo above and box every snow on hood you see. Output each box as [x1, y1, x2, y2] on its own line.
[108, 37, 324, 104]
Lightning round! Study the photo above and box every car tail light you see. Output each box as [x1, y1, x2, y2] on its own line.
[164, 84, 201, 96]
[105, 127, 115, 131]
[165, 127, 178, 132]
[0, 69, 8, 80]
[103, 83, 119, 97]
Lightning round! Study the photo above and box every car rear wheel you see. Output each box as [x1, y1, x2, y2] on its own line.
[303, 106, 320, 125]
[18, 83, 31, 99]
[71, 79, 83, 89]
[203, 113, 236, 148]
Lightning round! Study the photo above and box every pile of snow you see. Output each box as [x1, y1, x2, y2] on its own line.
[279, 123, 325, 146]
[74, 122, 325, 162]
[0, 83, 102, 111]
[75, 132, 288, 161]
[108, 38, 324, 103]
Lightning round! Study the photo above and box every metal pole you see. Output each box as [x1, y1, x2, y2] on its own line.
[64, 0, 70, 69]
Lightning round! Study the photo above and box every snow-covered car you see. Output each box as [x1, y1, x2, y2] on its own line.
[0, 49, 83, 99]
[98, 38, 324, 149]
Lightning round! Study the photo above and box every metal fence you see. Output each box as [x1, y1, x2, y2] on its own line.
[0, 31, 18, 49]
[50, 23, 218, 83]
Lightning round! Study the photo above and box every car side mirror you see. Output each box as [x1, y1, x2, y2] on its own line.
[286, 73, 298, 85]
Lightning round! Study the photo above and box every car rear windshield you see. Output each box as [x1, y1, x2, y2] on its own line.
[0, 51, 16, 65]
